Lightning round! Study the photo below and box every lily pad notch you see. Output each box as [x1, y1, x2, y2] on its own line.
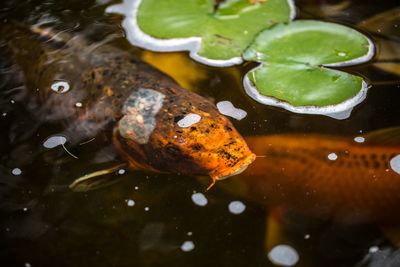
[106, 0, 296, 66]
[243, 20, 375, 119]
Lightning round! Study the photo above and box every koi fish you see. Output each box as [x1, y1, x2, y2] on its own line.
[0, 23, 255, 191]
[235, 127, 400, 224]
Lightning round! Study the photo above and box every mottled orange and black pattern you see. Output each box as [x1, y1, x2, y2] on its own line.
[1, 23, 255, 184]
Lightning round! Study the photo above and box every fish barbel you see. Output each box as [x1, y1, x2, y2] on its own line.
[240, 128, 400, 223]
[0, 23, 255, 190]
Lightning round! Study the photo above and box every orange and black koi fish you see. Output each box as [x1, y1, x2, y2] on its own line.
[0, 23, 255, 191]
[235, 127, 400, 224]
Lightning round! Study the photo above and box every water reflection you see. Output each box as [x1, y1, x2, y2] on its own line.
[191, 192, 208, 207]
[268, 244, 299, 267]
[217, 101, 247, 121]
[180, 240, 195, 252]
[228, 200, 246, 215]
[390, 155, 400, 174]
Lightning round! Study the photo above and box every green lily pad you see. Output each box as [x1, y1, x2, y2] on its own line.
[243, 20, 374, 119]
[106, 0, 295, 66]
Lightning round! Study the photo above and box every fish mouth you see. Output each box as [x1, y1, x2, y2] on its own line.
[210, 153, 256, 181]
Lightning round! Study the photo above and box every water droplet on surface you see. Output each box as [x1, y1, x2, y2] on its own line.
[11, 168, 22, 176]
[338, 52, 347, 57]
[180, 241, 195, 252]
[43, 135, 67, 149]
[369, 246, 379, 253]
[51, 80, 70, 93]
[127, 199, 135, 207]
[177, 113, 201, 128]
[268, 245, 299, 267]
[328, 153, 338, 161]
[191, 192, 208, 207]
[390, 155, 400, 174]
[75, 102, 83, 107]
[216, 101, 247, 121]
[228, 201, 246, 214]
[354, 136, 365, 143]
[118, 169, 126, 175]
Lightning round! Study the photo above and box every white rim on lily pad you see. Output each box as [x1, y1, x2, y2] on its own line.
[243, 65, 369, 120]
[106, 0, 296, 67]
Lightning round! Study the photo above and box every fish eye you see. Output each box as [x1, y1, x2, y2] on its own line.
[51, 80, 70, 93]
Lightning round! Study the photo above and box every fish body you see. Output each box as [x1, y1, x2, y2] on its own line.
[241, 131, 400, 223]
[1, 24, 255, 188]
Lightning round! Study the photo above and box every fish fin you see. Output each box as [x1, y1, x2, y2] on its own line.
[265, 207, 286, 252]
[205, 177, 217, 191]
[362, 127, 400, 146]
[69, 163, 127, 192]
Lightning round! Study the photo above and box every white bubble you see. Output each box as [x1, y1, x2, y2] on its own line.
[191, 193, 208, 207]
[180, 241, 195, 252]
[304, 234, 310, 239]
[216, 101, 247, 121]
[75, 102, 83, 107]
[268, 245, 300, 267]
[228, 201, 246, 214]
[2, 112, 7, 117]
[118, 169, 126, 175]
[354, 136, 365, 143]
[328, 153, 338, 161]
[134, 186, 139, 190]
[43, 135, 67, 149]
[369, 246, 379, 253]
[12, 168, 22, 176]
[390, 155, 400, 174]
[177, 113, 201, 128]
[127, 199, 135, 207]
[23, 207, 28, 212]
[144, 207, 150, 211]
[51, 80, 70, 93]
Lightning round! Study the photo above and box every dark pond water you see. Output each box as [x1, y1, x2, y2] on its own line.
[1, 0, 400, 266]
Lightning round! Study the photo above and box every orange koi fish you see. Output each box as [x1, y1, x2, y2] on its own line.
[1, 23, 255, 191]
[239, 127, 400, 224]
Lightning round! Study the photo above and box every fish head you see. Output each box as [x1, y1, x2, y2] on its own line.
[113, 87, 256, 184]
